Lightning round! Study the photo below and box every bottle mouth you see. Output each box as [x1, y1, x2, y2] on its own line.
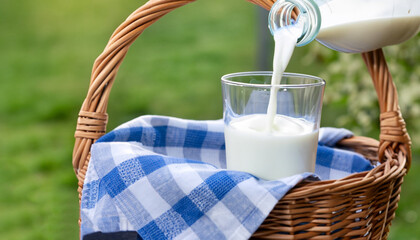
[268, 0, 321, 47]
[268, 1, 297, 35]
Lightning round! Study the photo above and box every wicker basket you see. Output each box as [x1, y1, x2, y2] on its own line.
[73, 0, 412, 239]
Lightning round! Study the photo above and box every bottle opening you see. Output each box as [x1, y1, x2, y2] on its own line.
[268, 0, 321, 47]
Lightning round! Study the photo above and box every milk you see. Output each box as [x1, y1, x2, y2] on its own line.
[269, 0, 420, 52]
[266, 22, 303, 131]
[317, 16, 420, 53]
[313, 0, 420, 52]
[225, 114, 318, 180]
[224, 22, 320, 180]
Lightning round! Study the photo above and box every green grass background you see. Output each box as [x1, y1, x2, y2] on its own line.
[0, 0, 418, 239]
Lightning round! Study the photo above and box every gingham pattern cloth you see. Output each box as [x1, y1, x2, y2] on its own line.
[80, 115, 374, 240]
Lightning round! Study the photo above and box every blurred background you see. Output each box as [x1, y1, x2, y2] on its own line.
[0, 0, 419, 239]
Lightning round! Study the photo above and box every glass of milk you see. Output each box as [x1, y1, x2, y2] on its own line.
[221, 72, 325, 180]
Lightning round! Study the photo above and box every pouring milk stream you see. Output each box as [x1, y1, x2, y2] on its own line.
[224, 0, 420, 180]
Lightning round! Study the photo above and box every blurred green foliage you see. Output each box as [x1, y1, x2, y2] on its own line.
[0, 0, 418, 239]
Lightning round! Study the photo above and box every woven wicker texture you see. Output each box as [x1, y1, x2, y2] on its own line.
[73, 0, 412, 238]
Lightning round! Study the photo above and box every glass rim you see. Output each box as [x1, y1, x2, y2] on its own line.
[221, 71, 325, 88]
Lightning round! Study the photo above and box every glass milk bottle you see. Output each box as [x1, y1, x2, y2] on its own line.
[268, 0, 420, 53]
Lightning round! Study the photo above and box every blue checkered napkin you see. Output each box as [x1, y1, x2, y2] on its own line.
[80, 115, 374, 239]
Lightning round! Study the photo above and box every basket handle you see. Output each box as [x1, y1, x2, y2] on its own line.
[72, 0, 197, 182]
[362, 49, 411, 169]
[72, 0, 411, 186]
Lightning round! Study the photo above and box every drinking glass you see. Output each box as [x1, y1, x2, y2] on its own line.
[221, 71, 325, 180]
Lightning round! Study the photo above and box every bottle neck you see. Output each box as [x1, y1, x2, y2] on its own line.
[268, 0, 321, 47]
